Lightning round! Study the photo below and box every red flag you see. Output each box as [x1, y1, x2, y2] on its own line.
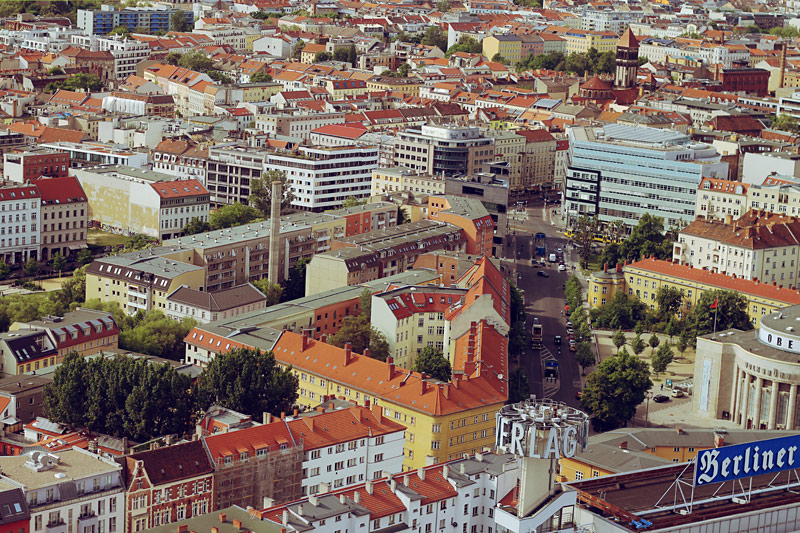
[710, 298, 718, 310]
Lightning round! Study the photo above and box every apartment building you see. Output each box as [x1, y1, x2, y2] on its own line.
[203, 404, 404, 504]
[40, 142, 148, 169]
[695, 177, 748, 221]
[85, 249, 206, 316]
[256, 112, 346, 142]
[165, 284, 267, 324]
[102, 92, 175, 118]
[747, 181, 800, 217]
[393, 125, 495, 178]
[0, 184, 40, 265]
[561, 28, 619, 54]
[370, 168, 445, 197]
[427, 196, 494, 256]
[152, 139, 208, 185]
[0, 449, 125, 533]
[517, 129, 558, 190]
[70, 34, 151, 80]
[123, 441, 214, 532]
[482, 34, 522, 62]
[0, 375, 51, 432]
[265, 145, 378, 211]
[305, 221, 466, 295]
[673, 210, 800, 286]
[0, 330, 57, 375]
[77, 6, 192, 35]
[0, 484, 28, 533]
[31, 176, 87, 262]
[590, 256, 800, 327]
[258, 454, 518, 533]
[72, 166, 209, 240]
[9, 308, 118, 361]
[142, 64, 214, 116]
[3, 148, 69, 183]
[187, 257, 509, 469]
[566, 124, 728, 229]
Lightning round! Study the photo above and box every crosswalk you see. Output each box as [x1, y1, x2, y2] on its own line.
[541, 346, 560, 399]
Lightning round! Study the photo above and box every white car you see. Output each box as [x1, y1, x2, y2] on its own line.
[558, 264, 567, 271]
[672, 389, 685, 398]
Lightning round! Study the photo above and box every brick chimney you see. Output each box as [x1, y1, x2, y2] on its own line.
[387, 356, 396, 379]
[616, 262, 622, 273]
[441, 383, 449, 399]
[219, 514, 227, 524]
[603, 263, 608, 273]
[619, 441, 628, 449]
[320, 334, 327, 343]
[420, 374, 429, 394]
[178, 526, 189, 533]
[301, 329, 310, 351]
[363, 348, 371, 359]
[344, 342, 353, 365]
[371, 402, 383, 422]
[232, 519, 242, 530]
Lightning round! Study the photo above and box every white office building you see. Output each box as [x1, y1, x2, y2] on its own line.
[70, 34, 150, 80]
[266, 145, 378, 211]
[0, 184, 40, 265]
[565, 124, 728, 229]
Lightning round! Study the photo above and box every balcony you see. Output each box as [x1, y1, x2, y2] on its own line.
[78, 511, 98, 531]
[46, 520, 66, 533]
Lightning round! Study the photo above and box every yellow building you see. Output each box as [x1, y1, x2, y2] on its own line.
[366, 77, 423, 97]
[563, 29, 619, 54]
[86, 250, 206, 315]
[301, 43, 327, 63]
[325, 79, 369, 99]
[240, 82, 283, 102]
[371, 167, 446, 197]
[589, 258, 800, 327]
[481, 35, 522, 63]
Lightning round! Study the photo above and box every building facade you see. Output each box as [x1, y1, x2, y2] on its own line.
[393, 125, 495, 178]
[694, 177, 748, 221]
[3, 148, 69, 184]
[31, 176, 87, 262]
[0, 184, 40, 265]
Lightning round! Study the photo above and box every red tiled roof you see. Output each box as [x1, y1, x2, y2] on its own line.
[311, 123, 367, 139]
[628, 258, 800, 305]
[31, 176, 85, 205]
[150, 179, 208, 199]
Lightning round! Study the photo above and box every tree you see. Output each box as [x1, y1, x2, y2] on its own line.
[571, 214, 598, 269]
[436, 0, 451, 11]
[445, 35, 481, 56]
[291, 39, 305, 60]
[508, 284, 527, 359]
[612, 329, 626, 350]
[491, 53, 508, 64]
[43, 352, 195, 441]
[358, 288, 372, 318]
[52, 266, 86, 314]
[119, 310, 196, 360]
[648, 333, 660, 355]
[664, 317, 680, 342]
[250, 71, 273, 83]
[575, 341, 595, 375]
[631, 334, 646, 356]
[332, 45, 357, 65]
[411, 346, 451, 382]
[420, 26, 447, 51]
[178, 51, 213, 73]
[314, 51, 332, 62]
[195, 348, 298, 419]
[62, 73, 103, 92]
[76, 248, 94, 267]
[508, 368, 529, 403]
[327, 314, 390, 361]
[0, 261, 9, 281]
[47, 66, 65, 76]
[183, 217, 211, 236]
[686, 289, 752, 338]
[580, 350, 652, 431]
[605, 219, 627, 245]
[676, 331, 690, 360]
[773, 114, 800, 133]
[165, 51, 181, 66]
[23, 258, 39, 280]
[207, 70, 234, 84]
[342, 196, 366, 208]
[252, 279, 283, 306]
[652, 343, 673, 378]
[634, 321, 645, 335]
[655, 286, 683, 319]
[618, 213, 673, 262]
[589, 291, 647, 330]
[249, 170, 295, 217]
[209, 203, 261, 230]
[281, 258, 309, 302]
[397, 63, 411, 77]
[123, 233, 157, 252]
[170, 9, 190, 32]
[109, 25, 131, 36]
[52, 252, 66, 278]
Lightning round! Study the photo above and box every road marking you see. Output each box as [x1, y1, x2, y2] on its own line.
[541, 347, 560, 398]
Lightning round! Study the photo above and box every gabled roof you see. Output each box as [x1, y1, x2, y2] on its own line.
[126, 440, 213, 487]
[30, 176, 86, 205]
[150, 179, 208, 199]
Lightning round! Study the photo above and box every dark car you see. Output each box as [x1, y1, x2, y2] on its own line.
[554, 335, 562, 344]
[653, 394, 670, 403]
[537, 271, 549, 277]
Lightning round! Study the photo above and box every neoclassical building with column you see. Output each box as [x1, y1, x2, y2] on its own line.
[695, 305, 800, 430]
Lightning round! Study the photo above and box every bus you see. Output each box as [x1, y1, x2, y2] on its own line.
[532, 318, 543, 349]
[564, 230, 622, 245]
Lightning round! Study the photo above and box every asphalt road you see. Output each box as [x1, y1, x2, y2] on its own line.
[504, 201, 583, 408]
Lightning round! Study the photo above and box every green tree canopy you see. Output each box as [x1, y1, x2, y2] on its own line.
[252, 279, 283, 306]
[209, 203, 261, 230]
[687, 289, 752, 339]
[342, 196, 366, 208]
[327, 314, 390, 362]
[291, 39, 305, 59]
[43, 352, 195, 441]
[631, 334, 645, 356]
[195, 348, 298, 419]
[23, 258, 39, 279]
[648, 333, 660, 354]
[314, 51, 332, 62]
[281, 257, 309, 302]
[178, 50, 213, 72]
[0, 261, 10, 281]
[170, 10, 191, 32]
[76, 248, 94, 267]
[508, 284, 526, 358]
[183, 217, 211, 236]
[612, 329, 626, 349]
[207, 70, 234, 84]
[773, 113, 800, 133]
[250, 71, 273, 83]
[589, 291, 647, 330]
[333, 45, 358, 64]
[571, 214, 599, 268]
[165, 51, 181, 66]
[249, 170, 295, 217]
[508, 367, 529, 403]
[580, 350, 653, 431]
[655, 286, 683, 320]
[411, 346, 452, 382]
[446, 35, 481, 56]
[651, 343, 673, 378]
[421, 26, 448, 51]
[575, 341, 595, 375]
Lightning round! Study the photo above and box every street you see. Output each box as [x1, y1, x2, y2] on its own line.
[504, 198, 583, 408]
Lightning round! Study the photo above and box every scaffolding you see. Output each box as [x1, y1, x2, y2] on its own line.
[213, 439, 303, 509]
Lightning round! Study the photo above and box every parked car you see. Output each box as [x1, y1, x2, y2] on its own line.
[537, 271, 550, 277]
[569, 344, 577, 352]
[558, 264, 567, 271]
[653, 394, 670, 403]
[566, 321, 572, 328]
[672, 389, 685, 398]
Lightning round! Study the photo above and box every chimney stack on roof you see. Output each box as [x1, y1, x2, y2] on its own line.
[387, 356, 396, 380]
[344, 342, 353, 365]
[301, 329, 310, 351]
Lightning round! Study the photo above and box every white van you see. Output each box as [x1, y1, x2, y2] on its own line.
[549, 253, 557, 262]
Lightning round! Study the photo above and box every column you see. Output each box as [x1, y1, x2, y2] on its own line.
[753, 377, 764, 429]
[740, 373, 750, 428]
[729, 366, 741, 420]
[768, 381, 779, 430]
[789, 384, 798, 431]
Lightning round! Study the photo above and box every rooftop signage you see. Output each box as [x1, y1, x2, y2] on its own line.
[695, 434, 800, 486]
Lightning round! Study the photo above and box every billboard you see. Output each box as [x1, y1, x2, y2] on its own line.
[695, 434, 800, 486]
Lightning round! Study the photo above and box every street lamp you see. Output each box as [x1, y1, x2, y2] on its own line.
[644, 391, 654, 428]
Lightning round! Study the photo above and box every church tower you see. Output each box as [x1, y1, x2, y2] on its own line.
[615, 27, 639, 89]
